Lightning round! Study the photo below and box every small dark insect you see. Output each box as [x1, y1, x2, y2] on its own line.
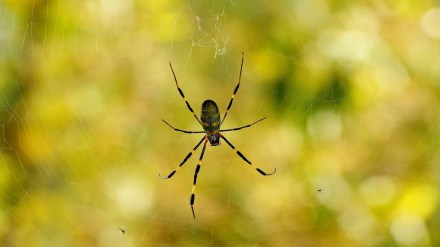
[160, 52, 276, 219]
[118, 228, 125, 235]
[317, 189, 322, 192]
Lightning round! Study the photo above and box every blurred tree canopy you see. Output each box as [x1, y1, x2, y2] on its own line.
[1, 0, 440, 246]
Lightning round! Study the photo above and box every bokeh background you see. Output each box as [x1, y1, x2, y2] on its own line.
[1, 0, 440, 246]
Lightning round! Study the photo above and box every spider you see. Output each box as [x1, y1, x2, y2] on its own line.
[160, 52, 276, 219]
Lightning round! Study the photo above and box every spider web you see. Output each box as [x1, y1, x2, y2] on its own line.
[1, 0, 440, 246]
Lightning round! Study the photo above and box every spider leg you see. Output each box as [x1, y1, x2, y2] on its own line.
[220, 117, 267, 132]
[190, 138, 208, 219]
[220, 134, 276, 176]
[162, 119, 205, 134]
[169, 61, 202, 125]
[221, 52, 244, 124]
[159, 136, 206, 179]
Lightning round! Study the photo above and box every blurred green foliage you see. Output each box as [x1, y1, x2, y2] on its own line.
[1, 0, 440, 246]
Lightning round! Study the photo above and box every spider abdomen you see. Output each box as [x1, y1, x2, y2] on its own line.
[201, 99, 221, 145]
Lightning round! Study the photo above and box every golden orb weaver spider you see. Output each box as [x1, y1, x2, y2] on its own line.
[160, 52, 276, 219]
